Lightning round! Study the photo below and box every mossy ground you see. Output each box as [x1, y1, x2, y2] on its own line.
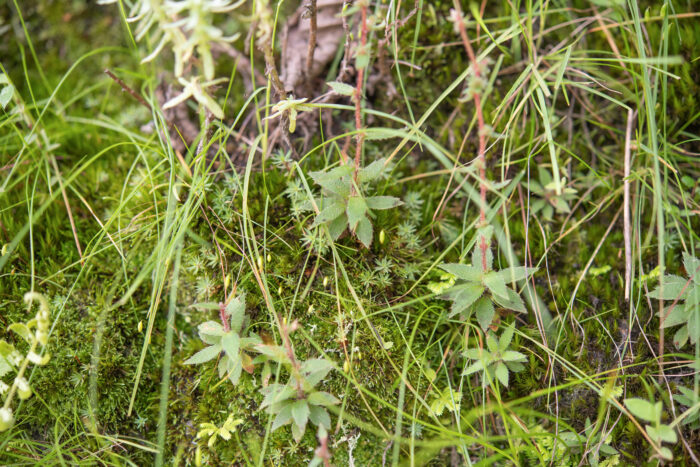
[1, 0, 700, 465]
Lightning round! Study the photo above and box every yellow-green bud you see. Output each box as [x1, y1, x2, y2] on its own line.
[323, 276, 329, 288]
[16, 377, 31, 400]
[379, 229, 385, 245]
[0, 408, 13, 432]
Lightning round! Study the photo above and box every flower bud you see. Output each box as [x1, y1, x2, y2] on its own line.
[379, 229, 385, 245]
[16, 377, 31, 400]
[0, 408, 13, 431]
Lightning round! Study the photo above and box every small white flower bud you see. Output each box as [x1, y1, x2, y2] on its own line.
[0, 408, 13, 431]
[16, 377, 31, 400]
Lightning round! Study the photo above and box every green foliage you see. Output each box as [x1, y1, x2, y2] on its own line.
[0, 293, 52, 432]
[463, 324, 526, 388]
[429, 387, 461, 416]
[259, 356, 339, 442]
[648, 252, 700, 348]
[440, 226, 536, 329]
[197, 413, 244, 448]
[184, 295, 260, 386]
[527, 167, 578, 220]
[308, 158, 402, 248]
[623, 398, 676, 460]
[673, 385, 700, 430]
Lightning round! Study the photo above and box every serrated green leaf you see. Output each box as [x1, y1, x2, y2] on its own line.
[660, 303, 686, 328]
[499, 324, 515, 350]
[8, 323, 33, 344]
[648, 275, 689, 301]
[221, 332, 240, 359]
[327, 212, 347, 240]
[365, 196, 402, 210]
[184, 344, 221, 365]
[439, 264, 482, 282]
[327, 81, 355, 96]
[495, 362, 509, 387]
[291, 400, 310, 432]
[198, 321, 225, 337]
[356, 216, 373, 248]
[483, 271, 509, 299]
[0, 85, 13, 109]
[272, 403, 293, 430]
[492, 287, 527, 313]
[624, 398, 658, 423]
[346, 196, 367, 231]
[501, 350, 526, 362]
[498, 266, 538, 283]
[474, 296, 495, 331]
[358, 158, 386, 182]
[683, 252, 700, 284]
[472, 237, 493, 273]
[313, 200, 345, 226]
[308, 405, 331, 428]
[226, 295, 246, 332]
[446, 282, 485, 318]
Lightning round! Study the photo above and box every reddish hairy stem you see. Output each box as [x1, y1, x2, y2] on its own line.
[452, 1, 489, 264]
[354, 2, 369, 174]
[219, 302, 230, 332]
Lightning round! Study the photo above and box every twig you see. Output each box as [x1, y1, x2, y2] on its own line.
[305, 0, 318, 77]
[104, 69, 152, 112]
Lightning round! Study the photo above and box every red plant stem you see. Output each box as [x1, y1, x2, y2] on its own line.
[279, 316, 305, 399]
[354, 1, 369, 173]
[452, 1, 489, 270]
[219, 302, 230, 332]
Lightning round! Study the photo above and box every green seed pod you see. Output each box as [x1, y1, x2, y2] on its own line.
[379, 229, 385, 245]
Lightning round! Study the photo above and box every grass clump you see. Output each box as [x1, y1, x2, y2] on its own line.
[1, 0, 700, 465]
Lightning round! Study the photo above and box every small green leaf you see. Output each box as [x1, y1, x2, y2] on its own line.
[308, 405, 331, 429]
[198, 321, 225, 337]
[327, 213, 347, 240]
[307, 391, 340, 406]
[648, 275, 689, 301]
[446, 283, 485, 317]
[501, 350, 526, 362]
[291, 400, 310, 433]
[314, 201, 345, 226]
[358, 158, 387, 182]
[356, 216, 373, 248]
[474, 296, 495, 331]
[683, 252, 700, 284]
[439, 264, 482, 282]
[272, 403, 293, 430]
[492, 287, 527, 313]
[184, 344, 221, 365]
[8, 323, 33, 344]
[221, 332, 240, 359]
[0, 85, 13, 109]
[624, 398, 658, 423]
[494, 362, 509, 387]
[227, 295, 246, 332]
[346, 196, 368, 231]
[327, 81, 355, 96]
[498, 266, 538, 283]
[365, 196, 402, 210]
[483, 271, 509, 299]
